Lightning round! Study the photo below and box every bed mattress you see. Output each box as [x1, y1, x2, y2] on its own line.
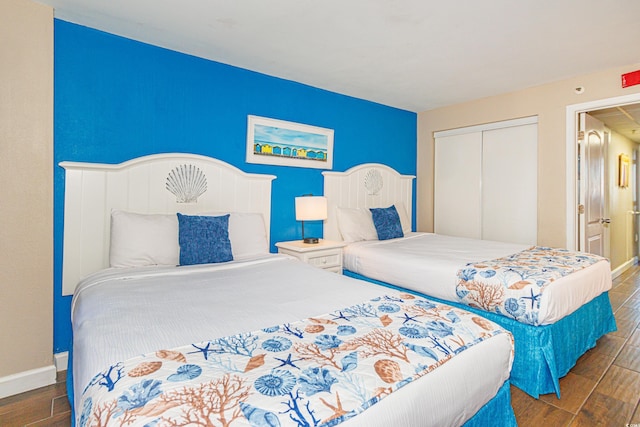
[343, 233, 612, 325]
[72, 254, 513, 426]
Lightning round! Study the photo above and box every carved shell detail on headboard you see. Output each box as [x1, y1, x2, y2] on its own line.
[364, 169, 383, 195]
[166, 164, 208, 203]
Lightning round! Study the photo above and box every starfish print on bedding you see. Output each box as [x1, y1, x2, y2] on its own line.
[274, 353, 304, 370]
[398, 313, 419, 324]
[332, 311, 353, 322]
[188, 342, 221, 360]
[522, 288, 541, 309]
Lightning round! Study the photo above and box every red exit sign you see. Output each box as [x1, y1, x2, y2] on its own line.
[622, 69, 640, 88]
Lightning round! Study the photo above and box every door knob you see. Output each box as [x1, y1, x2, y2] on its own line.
[600, 218, 611, 224]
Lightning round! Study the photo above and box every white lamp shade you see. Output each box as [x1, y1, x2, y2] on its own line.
[295, 196, 328, 221]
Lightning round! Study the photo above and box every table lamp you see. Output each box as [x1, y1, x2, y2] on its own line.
[295, 195, 327, 244]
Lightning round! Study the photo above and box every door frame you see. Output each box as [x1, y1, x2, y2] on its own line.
[566, 92, 640, 250]
[635, 149, 640, 258]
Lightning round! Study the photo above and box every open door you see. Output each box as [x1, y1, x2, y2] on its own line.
[578, 112, 609, 256]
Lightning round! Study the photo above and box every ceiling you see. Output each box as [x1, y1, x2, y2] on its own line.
[590, 104, 640, 144]
[38, 0, 640, 113]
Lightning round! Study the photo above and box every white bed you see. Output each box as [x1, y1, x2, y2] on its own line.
[62, 154, 516, 427]
[341, 233, 612, 326]
[323, 163, 617, 399]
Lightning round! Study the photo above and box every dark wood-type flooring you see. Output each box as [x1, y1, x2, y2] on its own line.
[2, 264, 640, 426]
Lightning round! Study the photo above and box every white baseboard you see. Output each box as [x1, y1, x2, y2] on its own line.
[611, 256, 638, 279]
[54, 351, 69, 372]
[0, 364, 56, 399]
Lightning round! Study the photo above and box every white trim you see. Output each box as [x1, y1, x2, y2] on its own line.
[611, 256, 637, 280]
[433, 116, 538, 138]
[0, 365, 56, 399]
[565, 93, 640, 250]
[54, 351, 69, 372]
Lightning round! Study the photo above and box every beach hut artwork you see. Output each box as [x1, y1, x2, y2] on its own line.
[246, 115, 334, 169]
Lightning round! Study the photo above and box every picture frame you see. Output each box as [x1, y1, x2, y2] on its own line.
[246, 115, 334, 170]
[618, 153, 630, 188]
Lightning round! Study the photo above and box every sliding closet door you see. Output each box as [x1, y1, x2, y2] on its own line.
[482, 124, 537, 244]
[434, 132, 483, 239]
[434, 117, 538, 244]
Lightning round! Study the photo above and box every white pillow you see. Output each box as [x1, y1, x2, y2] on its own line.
[227, 212, 269, 260]
[395, 202, 412, 234]
[197, 212, 270, 259]
[110, 210, 179, 267]
[109, 210, 270, 267]
[336, 207, 378, 242]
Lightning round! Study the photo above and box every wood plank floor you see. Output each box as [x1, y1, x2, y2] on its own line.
[2, 265, 640, 426]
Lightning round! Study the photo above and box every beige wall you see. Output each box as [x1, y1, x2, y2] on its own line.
[418, 63, 640, 248]
[0, 0, 54, 385]
[608, 130, 637, 270]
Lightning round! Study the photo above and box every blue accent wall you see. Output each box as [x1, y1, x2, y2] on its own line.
[53, 20, 416, 353]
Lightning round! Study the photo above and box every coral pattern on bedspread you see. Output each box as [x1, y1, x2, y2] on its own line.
[456, 246, 606, 326]
[77, 292, 510, 427]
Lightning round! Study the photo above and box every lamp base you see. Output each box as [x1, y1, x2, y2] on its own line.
[303, 237, 320, 244]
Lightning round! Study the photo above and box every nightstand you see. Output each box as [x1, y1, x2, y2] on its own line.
[275, 239, 347, 274]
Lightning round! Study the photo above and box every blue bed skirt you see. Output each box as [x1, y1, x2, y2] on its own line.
[344, 270, 617, 399]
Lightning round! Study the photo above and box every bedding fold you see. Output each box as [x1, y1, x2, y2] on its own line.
[77, 292, 511, 426]
[456, 246, 607, 325]
[343, 233, 612, 325]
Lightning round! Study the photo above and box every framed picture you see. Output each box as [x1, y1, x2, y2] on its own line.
[618, 153, 630, 188]
[246, 115, 334, 170]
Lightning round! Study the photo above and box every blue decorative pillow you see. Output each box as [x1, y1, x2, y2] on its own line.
[177, 213, 233, 265]
[370, 205, 404, 240]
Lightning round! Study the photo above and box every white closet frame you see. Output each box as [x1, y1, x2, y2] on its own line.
[434, 116, 538, 245]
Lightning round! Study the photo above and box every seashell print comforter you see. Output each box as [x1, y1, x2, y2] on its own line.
[456, 247, 607, 325]
[77, 291, 511, 427]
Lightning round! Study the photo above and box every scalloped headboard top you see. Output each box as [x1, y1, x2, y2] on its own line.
[322, 164, 415, 241]
[60, 153, 276, 295]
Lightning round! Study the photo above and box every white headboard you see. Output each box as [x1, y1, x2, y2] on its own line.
[322, 164, 415, 241]
[60, 153, 276, 295]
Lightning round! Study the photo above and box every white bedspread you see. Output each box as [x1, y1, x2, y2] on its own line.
[343, 233, 612, 325]
[72, 254, 513, 426]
